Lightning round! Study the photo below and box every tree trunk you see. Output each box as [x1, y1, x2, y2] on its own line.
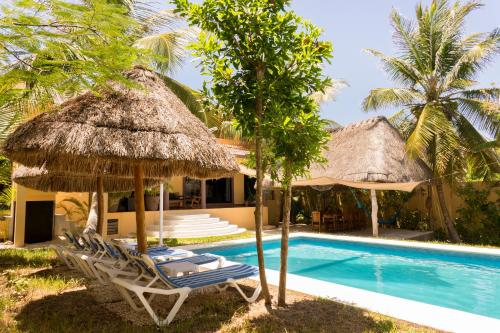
[278, 165, 292, 307]
[435, 179, 461, 243]
[134, 164, 147, 253]
[370, 189, 378, 237]
[96, 176, 104, 235]
[84, 192, 98, 234]
[254, 62, 272, 306]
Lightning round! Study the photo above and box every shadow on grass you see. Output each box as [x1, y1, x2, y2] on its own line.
[14, 285, 252, 333]
[241, 298, 396, 333]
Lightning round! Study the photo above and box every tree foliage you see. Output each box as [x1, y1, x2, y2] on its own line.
[174, 0, 333, 306]
[364, 0, 499, 180]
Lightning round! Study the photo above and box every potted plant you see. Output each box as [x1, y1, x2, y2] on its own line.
[144, 187, 161, 211]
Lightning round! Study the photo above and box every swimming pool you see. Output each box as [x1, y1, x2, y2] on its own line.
[195, 236, 500, 320]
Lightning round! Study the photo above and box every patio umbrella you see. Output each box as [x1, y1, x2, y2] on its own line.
[293, 116, 431, 236]
[12, 165, 162, 233]
[3, 66, 239, 252]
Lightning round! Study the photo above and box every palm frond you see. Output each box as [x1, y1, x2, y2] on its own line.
[442, 28, 500, 91]
[362, 87, 424, 111]
[135, 28, 194, 74]
[455, 97, 500, 137]
[364, 49, 421, 86]
[390, 9, 426, 72]
[454, 114, 500, 178]
[309, 79, 349, 104]
[160, 75, 203, 114]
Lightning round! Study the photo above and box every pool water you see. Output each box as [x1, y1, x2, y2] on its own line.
[196, 237, 500, 319]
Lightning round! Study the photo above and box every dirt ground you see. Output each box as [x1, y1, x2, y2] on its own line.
[0, 258, 444, 333]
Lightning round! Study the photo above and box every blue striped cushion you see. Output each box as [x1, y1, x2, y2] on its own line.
[156, 254, 219, 266]
[157, 264, 259, 289]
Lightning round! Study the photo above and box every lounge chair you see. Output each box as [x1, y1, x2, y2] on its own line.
[95, 242, 223, 284]
[111, 254, 261, 327]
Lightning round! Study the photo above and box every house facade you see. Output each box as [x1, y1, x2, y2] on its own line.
[8, 139, 281, 247]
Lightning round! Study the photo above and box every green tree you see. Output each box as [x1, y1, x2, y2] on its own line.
[270, 109, 329, 306]
[174, 0, 332, 305]
[363, 0, 500, 242]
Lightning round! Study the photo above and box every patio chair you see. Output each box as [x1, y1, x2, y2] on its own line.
[111, 254, 261, 327]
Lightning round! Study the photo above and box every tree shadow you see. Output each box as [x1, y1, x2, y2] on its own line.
[14, 282, 253, 333]
[244, 298, 399, 333]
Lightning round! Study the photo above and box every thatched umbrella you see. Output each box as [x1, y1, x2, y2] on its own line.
[293, 116, 431, 236]
[3, 66, 239, 252]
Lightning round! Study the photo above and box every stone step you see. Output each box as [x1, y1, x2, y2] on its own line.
[155, 217, 222, 225]
[147, 226, 246, 238]
[163, 213, 211, 220]
[147, 220, 230, 231]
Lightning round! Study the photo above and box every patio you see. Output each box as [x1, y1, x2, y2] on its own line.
[266, 224, 434, 241]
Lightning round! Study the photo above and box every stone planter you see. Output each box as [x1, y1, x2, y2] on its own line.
[145, 195, 160, 211]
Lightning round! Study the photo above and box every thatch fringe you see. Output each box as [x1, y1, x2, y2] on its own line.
[12, 166, 161, 192]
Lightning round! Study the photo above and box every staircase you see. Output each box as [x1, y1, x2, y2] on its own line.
[146, 213, 246, 238]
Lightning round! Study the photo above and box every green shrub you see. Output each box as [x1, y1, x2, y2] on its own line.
[398, 210, 430, 231]
[455, 184, 500, 246]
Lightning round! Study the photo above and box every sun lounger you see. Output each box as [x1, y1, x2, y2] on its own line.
[111, 254, 260, 327]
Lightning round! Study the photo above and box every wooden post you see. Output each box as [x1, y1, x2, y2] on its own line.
[201, 180, 207, 209]
[159, 183, 164, 246]
[370, 189, 378, 237]
[96, 176, 104, 235]
[165, 181, 169, 211]
[134, 164, 147, 253]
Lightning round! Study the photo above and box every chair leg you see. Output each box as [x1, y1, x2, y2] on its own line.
[135, 289, 190, 327]
[229, 279, 261, 303]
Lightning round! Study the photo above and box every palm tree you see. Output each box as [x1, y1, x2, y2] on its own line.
[363, 0, 499, 242]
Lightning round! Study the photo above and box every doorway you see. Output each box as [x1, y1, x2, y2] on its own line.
[24, 201, 54, 244]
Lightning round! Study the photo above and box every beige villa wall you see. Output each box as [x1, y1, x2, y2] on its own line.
[12, 173, 264, 245]
[405, 182, 499, 230]
[13, 185, 56, 247]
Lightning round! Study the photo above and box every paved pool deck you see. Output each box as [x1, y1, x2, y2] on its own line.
[264, 225, 434, 241]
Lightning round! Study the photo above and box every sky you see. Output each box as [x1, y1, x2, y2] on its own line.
[162, 0, 500, 127]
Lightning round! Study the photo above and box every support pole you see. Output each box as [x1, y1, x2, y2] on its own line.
[201, 180, 207, 209]
[159, 183, 164, 246]
[134, 164, 146, 253]
[96, 176, 104, 235]
[371, 189, 378, 237]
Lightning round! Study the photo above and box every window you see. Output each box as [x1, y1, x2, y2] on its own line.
[183, 177, 234, 207]
[206, 178, 233, 204]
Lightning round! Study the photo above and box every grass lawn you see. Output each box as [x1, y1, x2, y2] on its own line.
[0, 245, 442, 333]
[147, 230, 258, 247]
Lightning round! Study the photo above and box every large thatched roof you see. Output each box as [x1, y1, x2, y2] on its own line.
[293, 116, 431, 191]
[13, 166, 160, 193]
[3, 66, 239, 179]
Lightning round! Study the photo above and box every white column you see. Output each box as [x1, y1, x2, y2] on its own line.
[201, 180, 207, 209]
[159, 183, 164, 246]
[371, 189, 378, 237]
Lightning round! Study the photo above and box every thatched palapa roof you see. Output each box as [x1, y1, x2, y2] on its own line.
[12, 166, 160, 193]
[3, 66, 239, 179]
[293, 116, 431, 192]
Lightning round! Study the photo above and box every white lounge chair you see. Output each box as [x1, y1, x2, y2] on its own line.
[111, 254, 261, 327]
